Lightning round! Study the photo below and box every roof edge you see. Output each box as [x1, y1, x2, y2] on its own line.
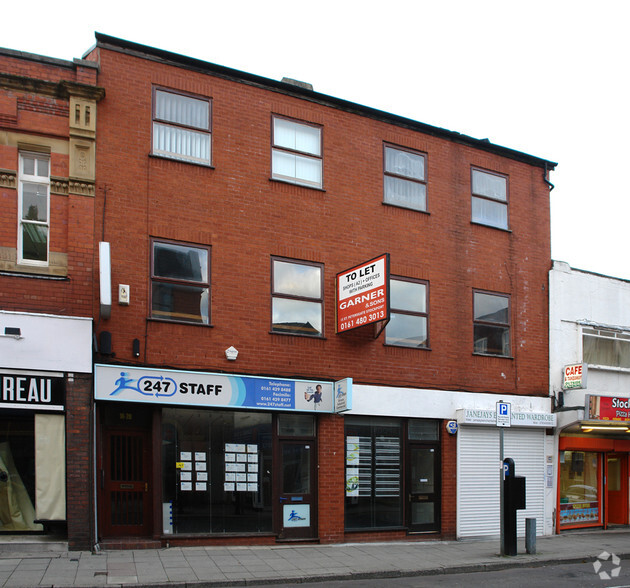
[94, 32, 557, 170]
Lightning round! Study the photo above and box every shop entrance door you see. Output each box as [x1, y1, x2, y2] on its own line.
[99, 428, 153, 537]
[407, 445, 440, 532]
[277, 441, 317, 540]
[607, 453, 628, 526]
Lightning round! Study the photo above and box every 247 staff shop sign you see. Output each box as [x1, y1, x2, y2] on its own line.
[95, 364, 352, 413]
[336, 254, 390, 334]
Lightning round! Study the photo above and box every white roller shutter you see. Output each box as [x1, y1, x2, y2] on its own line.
[457, 426, 545, 539]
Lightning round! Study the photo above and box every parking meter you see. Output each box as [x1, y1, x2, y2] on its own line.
[503, 458, 526, 556]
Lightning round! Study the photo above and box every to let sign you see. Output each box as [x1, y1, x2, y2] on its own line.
[336, 254, 389, 333]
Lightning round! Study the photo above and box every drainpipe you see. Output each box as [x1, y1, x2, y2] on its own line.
[544, 162, 555, 191]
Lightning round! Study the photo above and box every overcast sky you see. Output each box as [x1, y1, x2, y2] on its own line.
[4, 1, 628, 279]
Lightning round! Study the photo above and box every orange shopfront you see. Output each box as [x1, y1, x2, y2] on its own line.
[558, 395, 630, 531]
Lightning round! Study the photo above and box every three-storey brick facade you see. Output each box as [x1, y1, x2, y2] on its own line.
[86, 34, 556, 547]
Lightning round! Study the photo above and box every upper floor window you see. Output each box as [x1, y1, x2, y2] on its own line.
[271, 116, 322, 188]
[583, 327, 630, 369]
[473, 290, 510, 356]
[151, 240, 210, 324]
[471, 168, 508, 230]
[152, 89, 211, 165]
[18, 152, 50, 265]
[386, 277, 428, 348]
[383, 145, 427, 212]
[271, 258, 323, 336]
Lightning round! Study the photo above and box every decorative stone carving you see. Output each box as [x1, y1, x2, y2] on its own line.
[51, 177, 69, 196]
[68, 179, 95, 197]
[0, 169, 17, 189]
[69, 138, 95, 182]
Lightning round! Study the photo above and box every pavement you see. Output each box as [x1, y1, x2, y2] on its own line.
[0, 529, 629, 587]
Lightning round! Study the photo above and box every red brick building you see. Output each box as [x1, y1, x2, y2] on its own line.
[0, 48, 103, 549]
[1, 33, 557, 550]
[85, 34, 557, 548]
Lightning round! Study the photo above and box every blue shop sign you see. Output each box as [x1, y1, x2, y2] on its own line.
[95, 364, 351, 414]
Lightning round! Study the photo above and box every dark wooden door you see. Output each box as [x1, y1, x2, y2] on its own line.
[100, 428, 152, 537]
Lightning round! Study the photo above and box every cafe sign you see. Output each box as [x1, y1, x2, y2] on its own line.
[562, 363, 587, 390]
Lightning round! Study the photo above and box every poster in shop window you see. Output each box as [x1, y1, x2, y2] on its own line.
[225, 443, 259, 492]
[346, 436, 360, 496]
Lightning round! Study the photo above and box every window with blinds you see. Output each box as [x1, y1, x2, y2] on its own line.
[471, 167, 508, 230]
[152, 88, 211, 165]
[272, 116, 322, 188]
[383, 144, 427, 211]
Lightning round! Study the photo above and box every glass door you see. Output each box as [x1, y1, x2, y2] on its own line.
[276, 415, 317, 540]
[407, 444, 440, 532]
[277, 441, 317, 539]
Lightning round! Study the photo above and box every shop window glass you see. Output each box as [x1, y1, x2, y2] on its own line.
[282, 444, 311, 494]
[162, 408, 272, 534]
[558, 450, 600, 526]
[0, 414, 43, 531]
[408, 419, 439, 441]
[345, 417, 402, 529]
[278, 414, 315, 437]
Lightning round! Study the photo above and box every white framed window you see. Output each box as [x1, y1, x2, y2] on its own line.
[471, 168, 508, 230]
[272, 116, 322, 188]
[583, 327, 630, 370]
[383, 145, 427, 211]
[473, 290, 511, 356]
[151, 240, 210, 324]
[18, 152, 50, 265]
[152, 88, 211, 165]
[271, 258, 323, 336]
[385, 277, 429, 348]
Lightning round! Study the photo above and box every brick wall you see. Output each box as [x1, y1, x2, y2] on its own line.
[65, 372, 93, 550]
[92, 46, 550, 397]
[440, 427, 458, 539]
[318, 414, 345, 543]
